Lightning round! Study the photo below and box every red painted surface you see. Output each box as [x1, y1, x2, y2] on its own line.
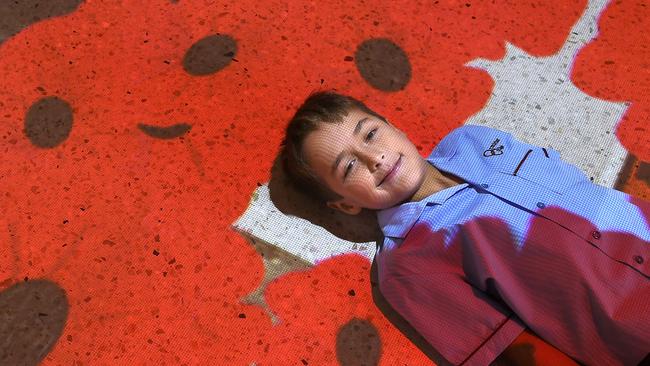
[1, 0, 646, 364]
[571, 0, 650, 201]
[572, 0, 650, 161]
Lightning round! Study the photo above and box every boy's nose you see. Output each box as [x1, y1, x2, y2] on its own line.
[365, 152, 386, 170]
[355, 146, 385, 170]
[374, 154, 385, 168]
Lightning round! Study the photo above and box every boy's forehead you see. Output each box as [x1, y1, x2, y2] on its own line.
[318, 111, 371, 146]
[316, 111, 376, 168]
[332, 109, 373, 131]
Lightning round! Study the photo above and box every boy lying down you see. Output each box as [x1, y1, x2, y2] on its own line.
[279, 91, 650, 366]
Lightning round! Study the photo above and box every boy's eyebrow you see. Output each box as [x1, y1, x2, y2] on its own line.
[331, 117, 369, 177]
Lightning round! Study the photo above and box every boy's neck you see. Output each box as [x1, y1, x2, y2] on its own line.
[407, 163, 465, 203]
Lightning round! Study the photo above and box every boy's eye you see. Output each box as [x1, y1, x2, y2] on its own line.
[345, 159, 354, 178]
[344, 128, 378, 180]
[365, 128, 377, 142]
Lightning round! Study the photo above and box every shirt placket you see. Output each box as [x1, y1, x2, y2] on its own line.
[483, 172, 650, 278]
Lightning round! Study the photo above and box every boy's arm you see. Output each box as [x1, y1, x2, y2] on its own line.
[491, 328, 580, 366]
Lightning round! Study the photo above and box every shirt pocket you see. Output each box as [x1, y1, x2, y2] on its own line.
[498, 145, 589, 195]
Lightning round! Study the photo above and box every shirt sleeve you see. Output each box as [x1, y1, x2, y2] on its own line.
[380, 272, 526, 366]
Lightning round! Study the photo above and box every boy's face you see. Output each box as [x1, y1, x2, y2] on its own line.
[303, 108, 428, 214]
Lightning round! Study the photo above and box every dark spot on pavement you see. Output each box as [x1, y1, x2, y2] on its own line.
[0, 280, 69, 366]
[0, 0, 83, 44]
[24, 97, 74, 148]
[183, 34, 238, 76]
[138, 122, 191, 139]
[336, 318, 381, 366]
[354, 38, 411, 92]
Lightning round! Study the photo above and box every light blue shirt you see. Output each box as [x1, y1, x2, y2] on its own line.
[375, 124, 650, 365]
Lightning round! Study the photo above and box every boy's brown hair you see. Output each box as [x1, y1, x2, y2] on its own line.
[279, 90, 389, 206]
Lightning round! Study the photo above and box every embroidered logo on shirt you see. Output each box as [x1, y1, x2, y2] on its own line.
[483, 138, 504, 157]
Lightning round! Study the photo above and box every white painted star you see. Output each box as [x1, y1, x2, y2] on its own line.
[464, 0, 629, 188]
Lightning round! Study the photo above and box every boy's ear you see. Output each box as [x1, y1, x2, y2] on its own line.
[326, 199, 362, 215]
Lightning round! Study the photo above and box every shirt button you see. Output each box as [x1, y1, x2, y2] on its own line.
[633, 255, 644, 264]
[480, 183, 489, 189]
[591, 230, 601, 239]
[536, 202, 545, 209]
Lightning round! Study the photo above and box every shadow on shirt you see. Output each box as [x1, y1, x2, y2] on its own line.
[268, 152, 456, 365]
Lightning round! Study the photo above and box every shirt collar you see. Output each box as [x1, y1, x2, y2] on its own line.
[376, 182, 468, 239]
[376, 136, 467, 240]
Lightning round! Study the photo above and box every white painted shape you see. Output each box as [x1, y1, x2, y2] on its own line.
[464, 0, 628, 188]
[231, 184, 376, 266]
